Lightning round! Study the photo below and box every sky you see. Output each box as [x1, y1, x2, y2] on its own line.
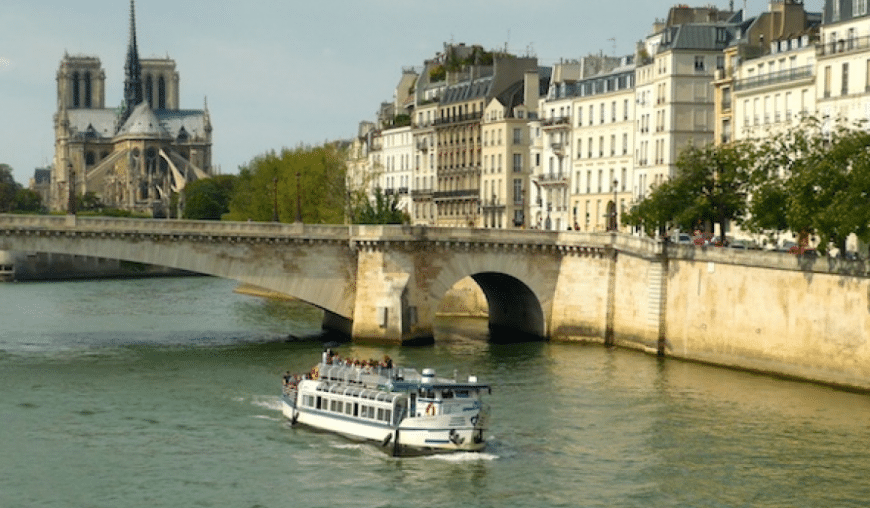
[0, 0, 817, 185]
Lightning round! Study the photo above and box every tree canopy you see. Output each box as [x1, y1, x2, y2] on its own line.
[183, 174, 236, 220]
[624, 140, 754, 239]
[225, 144, 348, 224]
[0, 164, 43, 213]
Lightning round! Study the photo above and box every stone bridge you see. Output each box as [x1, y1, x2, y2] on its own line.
[0, 215, 647, 346]
[2, 214, 870, 391]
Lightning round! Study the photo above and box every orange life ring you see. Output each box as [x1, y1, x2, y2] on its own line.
[425, 403, 435, 416]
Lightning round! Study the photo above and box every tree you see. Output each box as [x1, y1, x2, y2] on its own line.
[0, 164, 19, 213]
[624, 141, 754, 239]
[14, 188, 42, 212]
[226, 144, 347, 223]
[349, 187, 408, 225]
[750, 118, 870, 254]
[183, 175, 236, 220]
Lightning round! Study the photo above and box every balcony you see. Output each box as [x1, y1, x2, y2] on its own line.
[541, 116, 571, 130]
[733, 65, 813, 92]
[536, 172, 569, 186]
[433, 111, 483, 126]
[433, 189, 479, 200]
[818, 35, 870, 58]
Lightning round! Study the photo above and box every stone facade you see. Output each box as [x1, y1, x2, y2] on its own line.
[51, 1, 212, 217]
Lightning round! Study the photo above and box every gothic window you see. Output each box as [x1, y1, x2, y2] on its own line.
[85, 151, 95, 166]
[144, 75, 153, 107]
[72, 72, 80, 108]
[158, 76, 166, 109]
[84, 72, 92, 108]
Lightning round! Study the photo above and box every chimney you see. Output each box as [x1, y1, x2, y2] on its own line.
[524, 70, 539, 110]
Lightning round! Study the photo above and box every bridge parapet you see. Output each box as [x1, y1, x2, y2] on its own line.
[0, 215, 350, 243]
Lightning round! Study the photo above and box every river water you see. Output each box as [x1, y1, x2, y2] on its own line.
[1, 276, 869, 508]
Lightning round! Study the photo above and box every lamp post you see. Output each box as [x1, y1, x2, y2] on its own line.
[271, 175, 278, 222]
[611, 179, 618, 232]
[67, 161, 76, 215]
[295, 171, 302, 223]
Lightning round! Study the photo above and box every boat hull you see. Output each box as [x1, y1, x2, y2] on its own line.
[282, 395, 487, 454]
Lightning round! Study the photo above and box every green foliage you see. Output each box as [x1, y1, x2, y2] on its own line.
[624, 141, 754, 238]
[14, 188, 42, 212]
[183, 174, 236, 220]
[349, 188, 408, 225]
[0, 164, 19, 213]
[750, 119, 870, 254]
[225, 144, 347, 224]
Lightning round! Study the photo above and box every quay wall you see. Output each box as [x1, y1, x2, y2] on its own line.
[599, 245, 870, 391]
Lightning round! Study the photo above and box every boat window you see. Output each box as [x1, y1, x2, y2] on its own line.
[455, 390, 469, 398]
[377, 408, 385, 421]
[345, 403, 353, 415]
[442, 390, 454, 399]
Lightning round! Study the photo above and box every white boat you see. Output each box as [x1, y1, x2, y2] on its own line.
[281, 351, 491, 456]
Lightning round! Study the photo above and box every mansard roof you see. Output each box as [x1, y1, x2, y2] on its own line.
[440, 76, 493, 106]
[659, 23, 737, 52]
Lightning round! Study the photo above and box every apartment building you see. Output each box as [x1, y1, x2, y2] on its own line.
[715, 0, 820, 145]
[481, 71, 542, 229]
[817, 0, 870, 127]
[536, 63, 575, 230]
[561, 56, 636, 233]
[432, 48, 538, 227]
[634, 5, 739, 202]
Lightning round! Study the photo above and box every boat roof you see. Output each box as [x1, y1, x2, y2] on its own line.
[314, 361, 490, 392]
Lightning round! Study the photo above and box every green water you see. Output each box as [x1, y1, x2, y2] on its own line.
[1, 277, 869, 507]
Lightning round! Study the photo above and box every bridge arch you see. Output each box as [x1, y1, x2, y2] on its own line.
[424, 248, 559, 341]
[468, 272, 545, 340]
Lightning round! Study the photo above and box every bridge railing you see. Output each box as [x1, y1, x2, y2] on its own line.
[0, 215, 350, 240]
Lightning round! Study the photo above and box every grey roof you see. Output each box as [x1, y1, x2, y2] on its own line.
[660, 24, 736, 52]
[155, 109, 208, 140]
[117, 102, 167, 137]
[68, 109, 118, 139]
[440, 76, 493, 106]
[116, 102, 208, 139]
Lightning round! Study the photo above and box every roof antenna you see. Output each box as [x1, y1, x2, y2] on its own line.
[608, 37, 616, 56]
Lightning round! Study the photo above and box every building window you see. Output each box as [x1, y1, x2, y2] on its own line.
[842, 63, 850, 96]
[513, 179, 523, 204]
[824, 66, 832, 98]
[513, 153, 522, 173]
[694, 56, 705, 72]
[513, 128, 521, 144]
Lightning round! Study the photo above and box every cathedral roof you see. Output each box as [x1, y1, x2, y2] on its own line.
[155, 109, 209, 141]
[67, 109, 119, 140]
[117, 102, 168, 137]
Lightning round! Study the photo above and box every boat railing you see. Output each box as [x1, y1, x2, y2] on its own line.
[317, 362, 421, 389]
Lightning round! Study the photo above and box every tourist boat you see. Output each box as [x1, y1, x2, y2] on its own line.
[281, 351, 491, 456]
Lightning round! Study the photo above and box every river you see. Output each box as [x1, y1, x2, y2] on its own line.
[1, 276, 868, 507]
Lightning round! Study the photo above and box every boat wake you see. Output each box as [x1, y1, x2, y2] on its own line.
[424, 451, 499, 462]
[248, 395, 283, 413]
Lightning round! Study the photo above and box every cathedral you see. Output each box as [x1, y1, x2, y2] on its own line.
[52, 0, 213, 216]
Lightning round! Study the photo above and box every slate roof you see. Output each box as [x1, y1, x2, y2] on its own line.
[659, 23, 737, 52]
[68, 109, 118, 140]
[440, 76, 493, 106]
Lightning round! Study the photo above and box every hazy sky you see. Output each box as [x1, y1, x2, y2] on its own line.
[1, 0, 816, 184]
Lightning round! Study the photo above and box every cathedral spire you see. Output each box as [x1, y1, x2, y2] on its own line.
[120, 0, 143, 127]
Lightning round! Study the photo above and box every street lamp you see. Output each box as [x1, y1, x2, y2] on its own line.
[295, 171, 302, 223]
[271, 175, 279, 222]
[67, 161, 76, 215]
[611, 178, 618, 232]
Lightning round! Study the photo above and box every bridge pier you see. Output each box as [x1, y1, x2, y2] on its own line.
[350, 244, 434, 345]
